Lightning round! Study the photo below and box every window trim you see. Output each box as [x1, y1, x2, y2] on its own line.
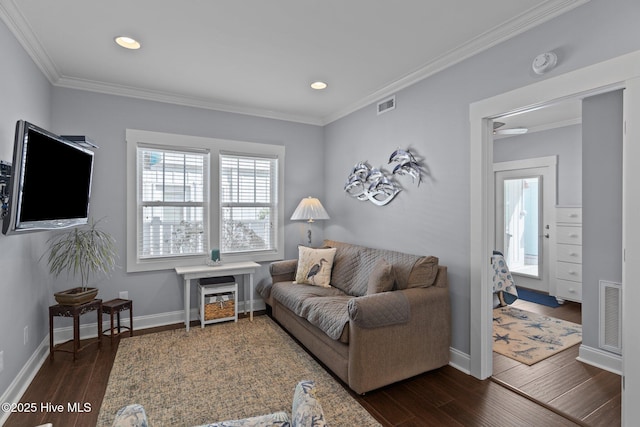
[126, 129, 285, 272]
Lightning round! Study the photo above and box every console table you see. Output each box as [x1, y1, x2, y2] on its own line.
[175, 261, 260, 331]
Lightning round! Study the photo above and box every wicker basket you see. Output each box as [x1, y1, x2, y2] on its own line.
[204, 295, 235, 320]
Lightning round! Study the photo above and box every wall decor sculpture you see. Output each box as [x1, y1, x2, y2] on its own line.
[344, 148, 422, 206]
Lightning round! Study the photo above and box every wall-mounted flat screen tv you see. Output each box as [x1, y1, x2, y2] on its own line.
[2, 120, 94, 235]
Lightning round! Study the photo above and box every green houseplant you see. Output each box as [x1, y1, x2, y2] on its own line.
[44, 218, 117, 305]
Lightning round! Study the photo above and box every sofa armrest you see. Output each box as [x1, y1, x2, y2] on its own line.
[269, 259, 298, 283]
[347, 286, 451, 394]
[347, 292, 410, 329]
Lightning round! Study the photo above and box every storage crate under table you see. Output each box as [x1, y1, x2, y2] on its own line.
[198, 281, 238, 327]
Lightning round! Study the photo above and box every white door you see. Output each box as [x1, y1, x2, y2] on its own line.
[494, 158, 556, 293]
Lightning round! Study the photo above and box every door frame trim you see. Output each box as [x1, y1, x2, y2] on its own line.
[469, 50, 640, 401]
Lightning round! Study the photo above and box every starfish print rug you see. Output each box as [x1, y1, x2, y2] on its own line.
[493, 306, 582, 365]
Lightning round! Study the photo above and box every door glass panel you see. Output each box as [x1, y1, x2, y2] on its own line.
[503, 177, 540, 278]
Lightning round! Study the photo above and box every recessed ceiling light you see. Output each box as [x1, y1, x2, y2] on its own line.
[310, 81, 328, 90]
[115, 36, 141, 50]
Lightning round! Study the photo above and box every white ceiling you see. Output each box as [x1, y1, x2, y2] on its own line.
[0, 0, 587, 125]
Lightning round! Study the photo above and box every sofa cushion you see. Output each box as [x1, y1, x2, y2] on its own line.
[301, 295, 351, 342]
[325, 241, 440, 293]
[272, 282, 351, 342]
[349, 247, 421, 295]
[366, 258, 395, 295]
[406, 256, 439, 289]
[271, 282, 346, 319]
[322, 240, 361, 293]
[292, 380, 327, 427]
[294, 246, 337, 288]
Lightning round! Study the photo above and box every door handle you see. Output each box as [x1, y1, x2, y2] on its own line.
[544, 233, 550, 238]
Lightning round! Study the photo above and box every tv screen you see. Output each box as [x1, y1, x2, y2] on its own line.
[2, 120, 94, 235]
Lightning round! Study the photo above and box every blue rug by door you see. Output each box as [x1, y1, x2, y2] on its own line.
[517, 288, 561, 308]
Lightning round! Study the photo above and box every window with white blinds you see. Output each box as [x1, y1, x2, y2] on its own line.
[137, 146, 209, 259]
[220, 153, 277, 254]
[127, 129, 284, 272]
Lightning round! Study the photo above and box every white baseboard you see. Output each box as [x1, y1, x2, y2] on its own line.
[449, 347, 471, 374]
[1, 299, 267, 426]
[577, 344, 623, 375]
[52, 299, 266, 344]
[0, 337, 49, 426]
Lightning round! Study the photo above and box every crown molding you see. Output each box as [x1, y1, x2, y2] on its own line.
[321, 0, 591, 125]
[1, 0, 590, 127]
[0, 0, 60, 83]
[54, 76, 324, 126]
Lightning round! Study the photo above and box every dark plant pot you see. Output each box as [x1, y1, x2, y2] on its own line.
[54, 287, 99, 305]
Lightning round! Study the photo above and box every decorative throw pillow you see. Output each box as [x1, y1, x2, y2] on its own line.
[366, 258, 396, 295]
[112, 404, 149, 427]
[202, 411, 291, 426]
[294, 246, 337, 288]
[292, 380, 326, 427]
[406, 256, 439, 288]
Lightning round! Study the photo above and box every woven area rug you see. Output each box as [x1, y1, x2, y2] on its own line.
[97, 316, 381, 426]
[493, 306, 582, 365]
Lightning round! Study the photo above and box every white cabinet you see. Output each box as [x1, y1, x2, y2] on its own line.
[551, 206, 582, 303]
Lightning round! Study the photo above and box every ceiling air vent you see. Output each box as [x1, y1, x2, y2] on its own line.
[377, 96, 396, 115]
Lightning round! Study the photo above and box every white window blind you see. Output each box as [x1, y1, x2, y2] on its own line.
[220, 153, 277, 254]
[137, 146, 209, 259]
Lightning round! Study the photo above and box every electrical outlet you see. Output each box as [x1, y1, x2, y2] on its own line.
[24, 326, 28, 345]
[0, 350, 4, 373]
[119, 291, 129, 300]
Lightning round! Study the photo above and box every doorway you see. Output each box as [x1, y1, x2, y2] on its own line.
[494, 157, 556, 293]
[469, 50, 640, 424]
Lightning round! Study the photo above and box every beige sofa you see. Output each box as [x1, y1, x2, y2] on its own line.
[257, 240, 451, 394]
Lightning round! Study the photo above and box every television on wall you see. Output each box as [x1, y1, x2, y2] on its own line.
[2, 120, 94, 235]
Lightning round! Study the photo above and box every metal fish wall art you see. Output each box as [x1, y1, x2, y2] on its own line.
[344, 148, 422, 206]
[389, 148, 422, 185]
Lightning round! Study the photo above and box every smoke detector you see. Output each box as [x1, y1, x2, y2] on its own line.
[532, 52, 558, 75]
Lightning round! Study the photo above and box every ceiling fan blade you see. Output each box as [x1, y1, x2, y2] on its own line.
[494, 127, 528, 135]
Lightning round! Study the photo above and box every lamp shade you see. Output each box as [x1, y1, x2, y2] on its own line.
[290, 197, 330, 222]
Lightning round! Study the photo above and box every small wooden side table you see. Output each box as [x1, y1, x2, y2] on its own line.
[49, 299, 102, 361]
[101, 298, 133, 345]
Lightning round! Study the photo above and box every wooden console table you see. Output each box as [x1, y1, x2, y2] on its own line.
[49, 299, 102, 361]
[175, 261, 260, 331]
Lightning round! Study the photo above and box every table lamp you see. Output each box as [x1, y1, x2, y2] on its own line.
[290, 197, 330, 246]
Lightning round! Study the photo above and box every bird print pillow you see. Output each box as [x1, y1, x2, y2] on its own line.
[294, 246, 337, 288]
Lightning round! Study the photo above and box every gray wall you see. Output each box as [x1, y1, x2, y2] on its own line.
[1, 0, 639, 394]
[0, 21, 53, 398]
[324, 0, 640, 353]
[50, 87, 324, 320]
[494, 124, 582, 206]
[0, 26, 324, 396]
[581, 90, 623, 350]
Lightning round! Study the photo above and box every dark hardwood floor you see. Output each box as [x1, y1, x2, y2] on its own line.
[5, 306, 620, 427]
[491, 299, 621, 427]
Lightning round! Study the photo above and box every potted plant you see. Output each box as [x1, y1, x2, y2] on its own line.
[44, 218, 117, 305]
